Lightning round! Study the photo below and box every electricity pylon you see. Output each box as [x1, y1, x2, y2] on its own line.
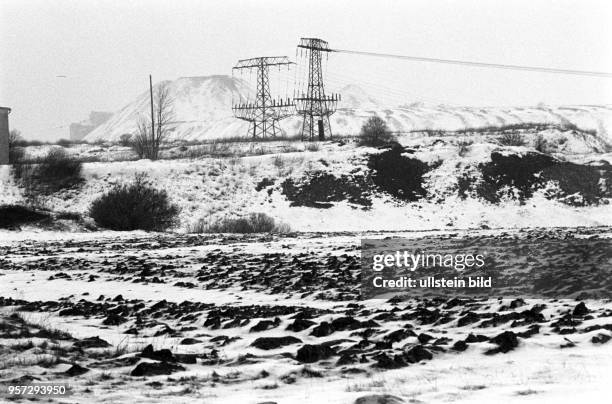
[232, 56, 295, 139]
[294, 38, 340, 141]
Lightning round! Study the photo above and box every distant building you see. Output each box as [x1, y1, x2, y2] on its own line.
[0, 107, 11, 165]
[69, 111, 113, 141]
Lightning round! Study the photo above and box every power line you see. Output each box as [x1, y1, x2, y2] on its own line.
[333, 48, 612, 78]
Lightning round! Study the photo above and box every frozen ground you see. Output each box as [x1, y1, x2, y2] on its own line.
[0, 228, 611, 403]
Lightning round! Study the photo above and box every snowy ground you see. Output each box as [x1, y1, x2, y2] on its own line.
[3, 129, 612, 234]
[0, 228, 610, 404]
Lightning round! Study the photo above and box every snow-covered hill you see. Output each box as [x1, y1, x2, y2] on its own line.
[86, 75, 612, 143]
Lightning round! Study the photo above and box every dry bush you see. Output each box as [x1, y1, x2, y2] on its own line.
[89, 174, 179, 231]
[119, 134, 132, 147]
[305, 142, 320, 152]
[13, 147, 82, 196]
[498, 132, 525, 146]
[190, 212, 290, 234]
[358, 116, 395, 146]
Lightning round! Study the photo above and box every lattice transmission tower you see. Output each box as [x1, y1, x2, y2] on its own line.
[232, 57, 295, 139]
[295, 38, 340, 141]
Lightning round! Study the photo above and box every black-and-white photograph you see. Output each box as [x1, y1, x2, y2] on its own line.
[1, 1, 611, 403]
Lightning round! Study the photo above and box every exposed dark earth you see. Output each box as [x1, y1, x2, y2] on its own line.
[0, 228, 611, 403]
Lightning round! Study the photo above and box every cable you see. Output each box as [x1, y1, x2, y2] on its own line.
[333, 48, 612, 78]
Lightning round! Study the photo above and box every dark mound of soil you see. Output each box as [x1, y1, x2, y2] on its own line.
[367, 146, 436, 201]
[130, 361, 185, 376]
[281, 171, 371, 208]
[251, 336, 302, 350]
[459, 152, 612, 205]
[0, 205, 51, 229]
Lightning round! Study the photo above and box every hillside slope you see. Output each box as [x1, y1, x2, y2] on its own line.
[85, 75, 612, 143]
[3, 137, 611, 234]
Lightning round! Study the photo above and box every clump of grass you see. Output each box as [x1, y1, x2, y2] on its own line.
[189, 212, 290, 234]
[13, 147, 83, 195]
[498, 133, 525, 146]
[305, 143, 320, 152]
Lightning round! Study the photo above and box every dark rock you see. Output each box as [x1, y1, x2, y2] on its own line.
[374, 353, 407, 369]
[102, 313, 127, 326]
[251, 336, 302, 350]
[179, 338, 202, 345]
[452, 340, 468, 351]
[384, 329, 416, 344]
[130, 361, 185, 376]
[591, 333, 611, 344]
[573, 302, 589, 317]
[373, 340, 392, 350]
[204, 316, 221, 329]
[296, 344, 336, 363]
[465, 333, 489, 343]
[457, 311, 480, 327]
[337, 353, 358, 365]
[65, 364, 89, 376]
[509, 298, 526, 309]
[311, 321, 334, 337]
[141, 344, 176, 362]
[250, 318, 280, 332]
[404, 345, 433, 363]
[74, 336, 111, 349]
[417, 333, 434, 344]
[330, 316, 363, 331]
[486, 331, 519, 354]
[286, 318, 316, 332]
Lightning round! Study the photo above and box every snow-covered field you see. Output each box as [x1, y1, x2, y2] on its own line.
[0, 229, 611, 404]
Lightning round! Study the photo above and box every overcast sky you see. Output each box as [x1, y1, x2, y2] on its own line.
[1, 0, 611, 140]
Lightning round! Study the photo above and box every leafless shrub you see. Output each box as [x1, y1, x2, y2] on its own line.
[272, 154, 284, 169]
[305, 142, 320, 152]
[498, 132, 525, 146]
[119, 133, 132, 147]
[189, 212, 290, 234]
[13, 148, 82, 198]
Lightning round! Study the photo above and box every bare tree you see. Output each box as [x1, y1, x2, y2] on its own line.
[8, 129, 22, 147]
[8, 129, 25, 164]
[132, 82, 174, 160]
